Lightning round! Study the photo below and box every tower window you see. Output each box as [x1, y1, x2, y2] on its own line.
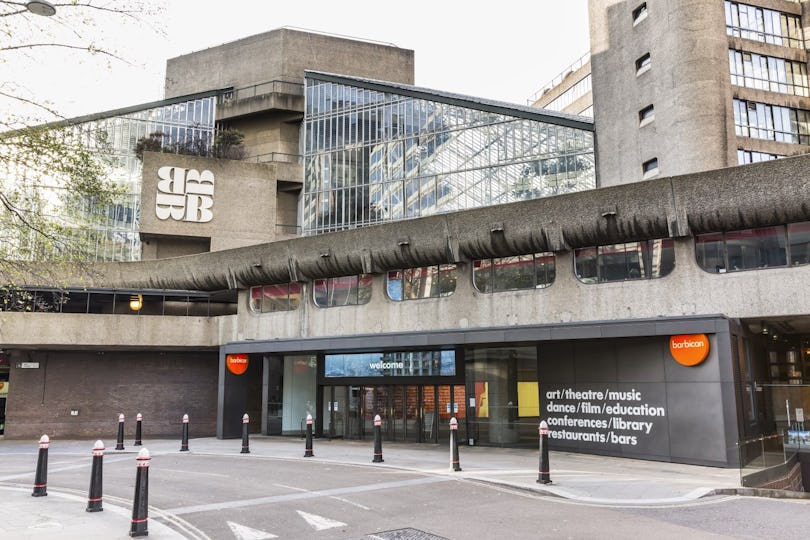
[632, 3, 648, 25]
[636, 53, 651, 75]
[642, 157, 659, 178]
[639, 104, 655, 126]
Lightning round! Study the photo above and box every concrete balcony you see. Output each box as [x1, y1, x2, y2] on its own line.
[216, 80, 304, 121]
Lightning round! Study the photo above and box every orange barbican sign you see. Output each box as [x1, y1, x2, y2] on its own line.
[226, 353, 249, 375]
[669, 334, 710, 366]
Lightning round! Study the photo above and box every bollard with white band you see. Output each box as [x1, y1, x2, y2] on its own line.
[129, 448, 150, 537]
[241, 413, 250, 454]
[373, 414, 384, 463]
[537, 420, 552, 484]
[115, 413, 125, 451]
[31, 434, 49, 497]
[134, 413, 143, 446]
[180, 413, 189, 452]
[86, 440, 104, 512]
[449, 417, 462, 472]
[304, 413, 314, 457]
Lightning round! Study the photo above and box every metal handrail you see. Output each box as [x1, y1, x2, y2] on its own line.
[218, 80, 304, 104]
[527, 51, 591, 105]
[244, 152, 303, 164]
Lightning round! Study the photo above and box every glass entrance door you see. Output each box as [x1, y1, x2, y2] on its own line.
[364, 386, 392, 438]
[320, 384, 464, 443]
[347, 385, 363, 439]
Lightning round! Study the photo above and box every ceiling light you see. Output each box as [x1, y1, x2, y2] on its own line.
[129, 294, 143, 312]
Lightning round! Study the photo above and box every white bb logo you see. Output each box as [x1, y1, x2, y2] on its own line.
[155, 166, 215, 223]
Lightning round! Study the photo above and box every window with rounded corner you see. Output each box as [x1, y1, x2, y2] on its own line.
[312, 274, 373, 308]
[249, 282, 302, 313]
[575, 239, 674, 283]
[472, 253, 556, 293]
[386, 264, 457, 301]
[696, 225, 796, 273]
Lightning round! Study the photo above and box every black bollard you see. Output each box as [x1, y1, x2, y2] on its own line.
[31, 434, 49, 497]
[372, 414, 384, 463]
[537, 420, 552, 484]
[134, 413, 143, 446]
[115, 413, 125, 451]
[129, 448, 150, 537]
[241, 413, 250, 454]
[304, 413, 314, 457]
[86, 440, 104, 512]
[449, 417, 462, 472]
[180, 413, 189, 452]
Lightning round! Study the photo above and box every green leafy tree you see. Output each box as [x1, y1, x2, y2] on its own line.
[134, 131, 167, 160]
[212, 128, 247, 160]
[0, 1, 164, 284]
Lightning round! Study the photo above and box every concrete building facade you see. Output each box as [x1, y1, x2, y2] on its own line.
[588, 0, 810, 184]
[3, 24, 810, 473]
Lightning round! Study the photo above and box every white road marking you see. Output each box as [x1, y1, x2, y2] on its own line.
[296, 510, 346, 531]
[330, 496, 371, 510]
[273, 484, 371, 510]
[161, 468, 229, 478]
[227, 521, 278, 539]
[166, 476, 450, 515]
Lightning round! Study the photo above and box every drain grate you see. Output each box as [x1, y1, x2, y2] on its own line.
[368, 528, 449, 540]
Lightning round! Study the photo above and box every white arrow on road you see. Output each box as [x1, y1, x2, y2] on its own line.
[227, 521, 278, 540]
[296, 510, 347, 531]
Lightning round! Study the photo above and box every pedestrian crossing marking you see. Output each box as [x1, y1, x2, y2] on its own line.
[227, 520, 278, 539]
[296, 510, 347, 531]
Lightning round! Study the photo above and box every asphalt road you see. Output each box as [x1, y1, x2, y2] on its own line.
[2, 449, 810, 539]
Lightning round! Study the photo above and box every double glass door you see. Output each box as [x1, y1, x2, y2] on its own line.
[322, 384, 466, 443]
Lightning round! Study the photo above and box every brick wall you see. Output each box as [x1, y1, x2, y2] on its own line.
[4, 349, 218, 440]
[759, 461, 805, 492]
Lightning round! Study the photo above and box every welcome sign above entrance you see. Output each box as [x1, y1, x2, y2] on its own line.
[325, 351, 456, 378]
[155, 166, 215, 223]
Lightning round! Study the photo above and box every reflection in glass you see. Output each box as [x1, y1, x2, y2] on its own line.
[789, 222, 810, 266]
[4, 94, 219, 262]
[467, 346, 538, 447]
[303, 76, 595, 236]
[313, 274, 373, 308]
[472, 253, 555, 292]
[325, 350, 456, 378]
[574, 239, 675, 283]
[249, 282, 302, 313]
[387, 264, 457, 301]
[696, 226, 795, 273]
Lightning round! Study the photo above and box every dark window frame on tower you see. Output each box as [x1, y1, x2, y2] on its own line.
[632, 3, 648, 26]
[636, 53, 651, 75]
[639, 104, 655, 126]
[642, 157, 659, 178]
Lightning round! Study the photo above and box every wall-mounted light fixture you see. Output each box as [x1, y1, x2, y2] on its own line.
[129, 294, 143, 312]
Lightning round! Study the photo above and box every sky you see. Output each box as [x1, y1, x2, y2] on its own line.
[5, 0, 590, 120]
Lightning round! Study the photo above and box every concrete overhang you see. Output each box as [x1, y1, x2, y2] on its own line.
[0, 312, 233, 350]
[74, 153, 810, 291]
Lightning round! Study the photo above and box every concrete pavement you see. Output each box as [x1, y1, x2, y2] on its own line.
[0, 435, 796, 538]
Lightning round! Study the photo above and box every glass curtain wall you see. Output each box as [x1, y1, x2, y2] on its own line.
[303, 77, 595, 235]
[2, 95, 217, 262]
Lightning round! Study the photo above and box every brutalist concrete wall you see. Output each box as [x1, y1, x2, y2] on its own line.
[164, 27, 414, 98]
[538, 330, 738, 467]
[139, 152, 281, 256]
[589, 0, 732, 184]
[3, 350, 218, 440]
